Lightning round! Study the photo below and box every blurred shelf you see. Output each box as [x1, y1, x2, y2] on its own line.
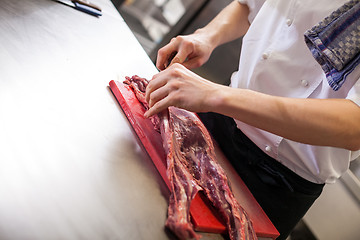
[114, 0, 209, 57]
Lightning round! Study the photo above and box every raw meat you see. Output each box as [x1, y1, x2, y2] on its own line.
[160, 109, 202, 239]
[124, 75, 257, 240]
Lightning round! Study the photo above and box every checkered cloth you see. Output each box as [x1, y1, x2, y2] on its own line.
[304, 0, 360, 91]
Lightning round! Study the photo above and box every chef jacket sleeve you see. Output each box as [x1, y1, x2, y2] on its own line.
[238, 0, 266, 23]
[347, 78, 360, 106]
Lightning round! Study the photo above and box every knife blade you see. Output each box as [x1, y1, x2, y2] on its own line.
[54, 0, 102, 16]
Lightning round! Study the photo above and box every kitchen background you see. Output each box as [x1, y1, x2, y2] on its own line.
[111, 0, 360, 239]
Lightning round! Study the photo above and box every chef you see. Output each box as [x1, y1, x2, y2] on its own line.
[144, 0, 360, 239]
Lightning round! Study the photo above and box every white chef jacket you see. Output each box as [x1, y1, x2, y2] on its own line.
[233, 0, 360, 184]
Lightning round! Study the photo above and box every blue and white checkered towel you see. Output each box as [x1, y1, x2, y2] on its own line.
[304, 0, 360, 91]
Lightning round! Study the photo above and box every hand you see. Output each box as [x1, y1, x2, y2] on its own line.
[156, 30, 215, 71]
[144, 63, 221, 117]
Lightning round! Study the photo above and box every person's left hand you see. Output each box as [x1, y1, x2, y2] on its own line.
[144, 63, 221, 118]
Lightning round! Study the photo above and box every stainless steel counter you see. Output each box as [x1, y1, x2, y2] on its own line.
[0, 0, 222, 239]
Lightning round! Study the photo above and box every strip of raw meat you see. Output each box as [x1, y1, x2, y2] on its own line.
[124, 75, 257, 240]
[161, 110, 202, 239]
[124, 76, 160, 131]
[167, 108, 257, 240]
[126, 75, 201, 239]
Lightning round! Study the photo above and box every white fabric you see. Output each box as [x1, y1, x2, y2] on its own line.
[238, 0, 265, 23]
[233, 0, 360, 183]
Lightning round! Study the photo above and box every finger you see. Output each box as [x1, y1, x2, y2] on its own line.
[164, 51, 177, 69]
[169, 42, 193, 67]
[181, 56, 204, 69]
[145, 73, 167, 103]
[147, 84, 171, 108]
[144, 97, 170, 118]
[156, 39, 180, 70]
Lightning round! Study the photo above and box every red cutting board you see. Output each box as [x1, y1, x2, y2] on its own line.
[109, 80, 279, 239]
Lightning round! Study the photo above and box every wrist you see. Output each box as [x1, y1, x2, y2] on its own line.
[204, 84, 231, 113]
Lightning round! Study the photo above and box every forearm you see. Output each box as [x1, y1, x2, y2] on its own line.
[210, 86, 360, 150]
[196, 1, 250, 49]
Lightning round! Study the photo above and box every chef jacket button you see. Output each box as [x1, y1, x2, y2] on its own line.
[301, 79, 309, 87]
[265, 145, 272, 152]
[262, 52, 270, 59]
[286, 18, 292, 26]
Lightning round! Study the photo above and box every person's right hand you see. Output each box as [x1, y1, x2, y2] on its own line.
[144, 63, 223, 118]
[156, 30, 215, 71]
